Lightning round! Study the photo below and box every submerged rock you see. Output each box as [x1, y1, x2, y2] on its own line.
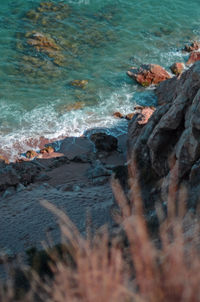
[127, 64, 171, 86]
[64, 102, 85, 111]
[170, 62, 185, 76]
[27, 31, 60, 52]
[70, 80, 89, 89]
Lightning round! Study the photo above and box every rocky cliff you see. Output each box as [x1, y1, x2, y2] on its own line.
[127, 61, 200, 210]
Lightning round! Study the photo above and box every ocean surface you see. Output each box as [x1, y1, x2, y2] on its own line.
[0, 0, 199, 160]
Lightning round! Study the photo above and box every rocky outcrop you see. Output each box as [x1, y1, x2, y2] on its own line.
[184, 41, 200, 52]
[186, 52, 200, 65]
[127, 64, 171, 87]
[127, 61, 200, 208]
[113, 106, 155, 121]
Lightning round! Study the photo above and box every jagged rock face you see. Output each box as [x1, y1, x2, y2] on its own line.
[127, 61, 200, 206]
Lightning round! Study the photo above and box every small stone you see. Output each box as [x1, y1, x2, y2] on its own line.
[60, 184, 73, 192]
[73, 185, 81, 192]
[2, 188, 15, 199]
[40, 146, 54, 154]
[26, 150, 38, 159]
[113, 112, 124, 119]
[125, 113, 135, 120]
[16, 183, 25, 192]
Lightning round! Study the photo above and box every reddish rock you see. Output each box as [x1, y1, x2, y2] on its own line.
[0, 155, 9, 164]
[113, 112, 124, 119]
[184, 41, 200, 52]
[26, 150, 38, 159]
[170, 62, 185, 76]
[186, 52, 200, 65]
[137, 107, 155, 125]
[125, 113, 135, 120]
[127, 64, 171, 87]
[40, 146, 54, 154]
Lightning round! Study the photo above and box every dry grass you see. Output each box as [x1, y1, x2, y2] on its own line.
[1, 160, 200, 302]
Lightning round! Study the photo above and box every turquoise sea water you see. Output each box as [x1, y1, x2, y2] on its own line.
[0, 0, 200, 160]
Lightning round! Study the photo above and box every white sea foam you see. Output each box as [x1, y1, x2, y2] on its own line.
[0, 87, 136, 161]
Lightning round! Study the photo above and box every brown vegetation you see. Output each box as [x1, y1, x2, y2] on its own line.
[1, 160, 200, 302]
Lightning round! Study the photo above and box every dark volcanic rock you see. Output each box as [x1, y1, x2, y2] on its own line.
[0, 161, 42, 192]
[127, 61, 200, 208]
[90, 133, 118, 152]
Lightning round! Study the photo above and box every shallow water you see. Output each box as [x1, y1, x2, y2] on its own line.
[0, 0, 199, 160]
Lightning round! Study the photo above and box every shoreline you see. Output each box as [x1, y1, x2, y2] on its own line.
[0, 37, 200, 267]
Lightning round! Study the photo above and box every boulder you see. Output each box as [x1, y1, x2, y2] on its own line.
[186, 51, 200, 65]
[26, 150, 38, 159]
[127, 64, 171, 87]
[170, 62, 185, 76]
[40, 146, 54, 154]
[90, 133, 118, 152]
[113, 112, 124, 119]
[184, 41, 200, 52]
